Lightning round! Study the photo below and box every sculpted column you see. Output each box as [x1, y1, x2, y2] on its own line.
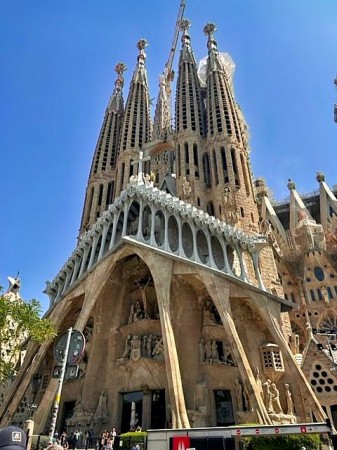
[147, 254, 190, 428]
[200, 272, 272, 424]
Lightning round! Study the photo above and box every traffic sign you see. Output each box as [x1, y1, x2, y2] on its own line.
[52, 364, 79, 380]
[54, 330, 85, 364]
[274, 427, 280, 434]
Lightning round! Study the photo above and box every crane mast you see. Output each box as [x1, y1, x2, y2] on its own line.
[153, 0, 186, 140]
[165, 0, 186, 83]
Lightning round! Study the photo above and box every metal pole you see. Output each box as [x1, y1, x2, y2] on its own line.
[49, 327, 73, 440]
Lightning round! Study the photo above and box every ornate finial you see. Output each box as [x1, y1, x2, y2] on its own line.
[137, 39, 148, 66]
[114, 63, 127, 90]
[316, 171, 325, 183]
[180, 19, 191, 46]
[180, 18, 191, 33]
[203, 23, 218, 51]
[287, 178, 296, 190]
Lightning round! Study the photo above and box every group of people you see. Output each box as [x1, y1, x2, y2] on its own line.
[51, 430, 84, 450]
[99, 429, 119, 450]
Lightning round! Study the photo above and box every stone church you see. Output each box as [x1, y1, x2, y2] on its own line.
[1, 5, 336, 436]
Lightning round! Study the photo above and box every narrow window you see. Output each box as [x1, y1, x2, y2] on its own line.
[213, 150, 219, 185]
[193, 143, 199, 178]
[202, 153, 211, 187]
[221, 147, 229, 183]
[98, 184, 104, 207]
[185, 142, 190, 176]
[240, 153, 250, 195]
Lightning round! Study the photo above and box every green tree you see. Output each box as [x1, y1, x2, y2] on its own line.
[0, 288, 57, 382]
[242, 433, 322, 450]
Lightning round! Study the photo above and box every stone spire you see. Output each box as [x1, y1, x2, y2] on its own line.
[204, 22, 244, 143]
[115, 40, 152, 197]
[203, 23, 256, 231]
[175, 19, 205, 136]
[79, 63, 126, 236]
[174, 20, 206, 205]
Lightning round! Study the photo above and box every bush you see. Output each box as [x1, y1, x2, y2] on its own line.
[119, 431, 147, 450]
[241, 433, 322, 450]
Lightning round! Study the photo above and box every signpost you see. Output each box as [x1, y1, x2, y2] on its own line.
[49, 328, 85, 440]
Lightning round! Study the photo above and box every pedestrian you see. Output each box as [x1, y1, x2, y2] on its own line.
[0, 427, 27, 450]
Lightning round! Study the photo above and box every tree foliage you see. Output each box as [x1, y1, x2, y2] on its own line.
[242, 433, 322, 450]
[0, 288, 57, 382]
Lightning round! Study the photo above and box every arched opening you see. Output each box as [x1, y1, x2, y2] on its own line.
[211, 236, 225, 270]
[227, 245, 241, 277]
[103, 222, 114, 253]
[182, 222, 193, 258]
[127, 200, 140, 236]
[115, 211, 124, 243]
[142, 205, 152, 241]
[196, 229, 209, 264]
[154, 210, 165, 246]
[168, 215, 179, 252]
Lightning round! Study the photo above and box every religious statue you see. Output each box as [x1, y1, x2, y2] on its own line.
[234, 379, 243, 411]
[94, 391, 109, 423]
[285, 383, 294, 415]
[202, 300, 217, 325]
[222, 343, 235, 365]
[199, 339, 205, 364]
[130, 335, 142, 361]
[118, 335, 132, 361]
[269, 383, 283, 414]
[146, 334, 153, 358]
[182, 177, 192, 199]
[204, 340, 213, 364]
[152, 337, 164, 361]
[254, 367, 264, 401]
[263, 379, 273, 413]
[211, 340, 219, 362]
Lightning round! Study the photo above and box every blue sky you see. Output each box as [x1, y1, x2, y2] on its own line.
[1, 0, 336, 312]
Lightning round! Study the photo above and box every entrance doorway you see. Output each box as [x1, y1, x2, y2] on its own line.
[214, 390, 235, 426]
[120, 390, 166, 432]
[61, 401, 76, 432]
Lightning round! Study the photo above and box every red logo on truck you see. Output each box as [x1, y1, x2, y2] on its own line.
[172, 436, 191, 450]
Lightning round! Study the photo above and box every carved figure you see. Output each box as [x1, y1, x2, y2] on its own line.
[182, 177, 192, 199]
[203, 300, 217, 325]
[199, 339, 205, 364]
[222, 343, 235, 365]
[204, 340, 212, 363]
[119, 335, 132, 360]
[254, 367, 264, 401]
[130, 335, 142, 361]
[136, 279, 151, 318]
[133, 301, 144, 322]
[146, 335, 153, 358]
[269, 383, 283, 414]
[94, 391, 109, 423]
[234, 379, 243, 411]
[142, 334, 147, 357]
[285, 383, 294, 415]
[152, 337, 164, 361]
[211, 340, 219, 362]
[263, 379, 273, 413]
[128, 304, 135, 324]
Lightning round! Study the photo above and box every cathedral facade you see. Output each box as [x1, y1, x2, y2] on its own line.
[0, 10, 334, 436]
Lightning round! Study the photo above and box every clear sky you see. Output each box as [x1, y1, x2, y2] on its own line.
[1, 0, 336, 313]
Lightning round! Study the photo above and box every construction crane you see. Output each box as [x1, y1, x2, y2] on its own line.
[165, 0, 186, 87]
[153, 0, 186, 139]
[333, 75, 337, 123]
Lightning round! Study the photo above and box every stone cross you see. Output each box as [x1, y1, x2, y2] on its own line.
[131, 150, 151, 184]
